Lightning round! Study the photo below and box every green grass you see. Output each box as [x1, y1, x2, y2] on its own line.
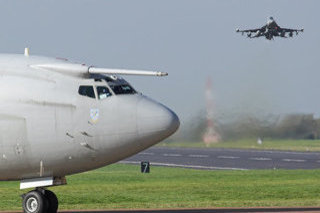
[159, 139, 320, 152]
[2, 164, 320, 211]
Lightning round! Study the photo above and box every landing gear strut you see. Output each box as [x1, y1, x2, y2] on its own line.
[22, 188, 58, 213]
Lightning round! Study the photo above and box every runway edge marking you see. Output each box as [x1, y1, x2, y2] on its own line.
[120, 161, 249, 171]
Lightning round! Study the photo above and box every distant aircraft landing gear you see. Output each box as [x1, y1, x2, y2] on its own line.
[22, 188, 58, 213]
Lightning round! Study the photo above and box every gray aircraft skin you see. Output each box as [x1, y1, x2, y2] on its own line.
[236, 17, 304, 40]
[0, 50, 179, 213]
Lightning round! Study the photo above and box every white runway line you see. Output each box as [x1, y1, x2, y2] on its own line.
[120, 160, 248, 171]
[188, 154, 209, 158]
[249, 157, 272, 161]
[163, 153, 182, 157]
[138, 152, 154, 155]
[217, 156, 240, 159]
[282, 159, 306, 162]
[167, 147, 320, 156]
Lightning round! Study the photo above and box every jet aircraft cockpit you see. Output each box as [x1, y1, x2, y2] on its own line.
[78, 74, 137, 100]
[93, 74, 137, 95]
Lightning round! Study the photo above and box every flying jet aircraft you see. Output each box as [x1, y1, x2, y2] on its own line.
[236, 17, 304, 40]
[0, 48, 179, 213]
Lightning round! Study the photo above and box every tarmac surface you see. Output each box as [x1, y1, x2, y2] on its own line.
[122, 146, 320, 170]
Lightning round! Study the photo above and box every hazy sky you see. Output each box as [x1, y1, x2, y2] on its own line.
[0, 0, 319, 125]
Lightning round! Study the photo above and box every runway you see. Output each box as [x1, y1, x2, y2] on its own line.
[122, 147, 320, 170]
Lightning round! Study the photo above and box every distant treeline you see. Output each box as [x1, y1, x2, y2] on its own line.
[180, 113, 320, 141]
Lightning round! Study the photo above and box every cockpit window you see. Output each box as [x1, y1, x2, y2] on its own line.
[110, 84, 136, 95]
[97, 86, 112, 100]
[78, 86, 95, 99]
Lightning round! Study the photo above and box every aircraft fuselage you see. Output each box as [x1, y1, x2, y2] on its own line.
[0, 54, 179, 181]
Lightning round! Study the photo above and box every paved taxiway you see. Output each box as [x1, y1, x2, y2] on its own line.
[122, 147, 320, 170]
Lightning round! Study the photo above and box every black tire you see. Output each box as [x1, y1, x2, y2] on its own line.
[22, 190, 48, 213]
[44, 190, 58, 213]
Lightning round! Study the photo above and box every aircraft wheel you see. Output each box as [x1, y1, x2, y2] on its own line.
[22, 190, 48, 213]
[44, 190, 58, 213]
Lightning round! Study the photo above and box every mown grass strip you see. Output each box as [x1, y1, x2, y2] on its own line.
[1, 164, 320, 210]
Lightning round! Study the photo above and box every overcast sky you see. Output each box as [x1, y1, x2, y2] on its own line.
[0, 0, 319, 125]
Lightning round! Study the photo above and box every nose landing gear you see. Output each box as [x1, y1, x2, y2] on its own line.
[22, 188, 58, 213]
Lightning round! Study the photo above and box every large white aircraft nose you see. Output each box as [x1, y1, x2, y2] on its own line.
[137, 97, 180, 141]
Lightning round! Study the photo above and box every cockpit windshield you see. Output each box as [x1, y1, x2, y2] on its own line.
[110, 84, 136, 95]
[97, 86, 112, 99]
[91, 74, 137, 95]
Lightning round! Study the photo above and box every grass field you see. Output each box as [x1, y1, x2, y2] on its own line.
[159, 139, 320, 152]
[2, 164, 320, 211]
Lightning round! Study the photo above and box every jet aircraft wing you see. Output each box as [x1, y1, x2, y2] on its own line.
[279, 27, 304, 37]
[236, 26, 266, 38]
[280, 28, 304, 33]
[236, 28, 261, 33]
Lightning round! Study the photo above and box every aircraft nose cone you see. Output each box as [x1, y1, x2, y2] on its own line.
[137, 97, 180, 141]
